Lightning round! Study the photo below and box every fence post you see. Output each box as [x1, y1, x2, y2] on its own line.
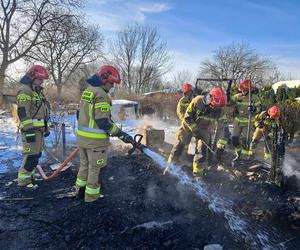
[62, 123, 66, 157]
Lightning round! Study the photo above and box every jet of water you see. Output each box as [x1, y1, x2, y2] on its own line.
[142, 147, 284, 249]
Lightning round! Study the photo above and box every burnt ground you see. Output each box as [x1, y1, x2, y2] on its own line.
[0, 147, 300, 250]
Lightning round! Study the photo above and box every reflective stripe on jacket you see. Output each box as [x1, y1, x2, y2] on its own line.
[16, 85, 50, 131]
[183, 95, 228, 144]
[77, 86, 120, 148]
[232, 92, 261, 120]
[176, 96, 191, 121]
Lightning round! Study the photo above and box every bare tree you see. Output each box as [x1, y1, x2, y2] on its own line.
[172, 70, 194, 90]
[111, 25, 139, 93]
[263, 65, 283, 84]
[0, 0, 81, 104]
[111, 24, 170, 94]
[25, 14, 102, 102]
[199, 43, 275, 89]
[68, 60, 105, 95]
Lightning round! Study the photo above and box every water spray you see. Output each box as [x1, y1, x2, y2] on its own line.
[140, 146, 285, 249]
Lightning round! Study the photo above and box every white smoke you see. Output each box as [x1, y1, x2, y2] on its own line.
[282, 154, 300, 180]
[120, 115, 179, 145]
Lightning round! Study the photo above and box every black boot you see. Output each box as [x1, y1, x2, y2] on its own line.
[73, 186, 85, 200]
[18, 183, 38, 192]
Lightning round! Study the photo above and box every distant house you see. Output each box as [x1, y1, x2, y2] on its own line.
[272, 80, 300, 93]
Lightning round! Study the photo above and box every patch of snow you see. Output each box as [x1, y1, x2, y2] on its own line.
[132, 220, 173, 230]
[0, 114, 23, 173]
[112, 99, 138, 105]
[204, 244, 223, 250]
[0, 112, 77, 173]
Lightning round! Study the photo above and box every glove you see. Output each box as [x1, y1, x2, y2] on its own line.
[216, 139, 227, 150]
[233, 106, 239, 116]
[215, 148, 224, 161]
[44, 121, 50, 137]
[248, 105, 257, 113]
[119, 131, 134, 144]
[44, 130, 50, 137]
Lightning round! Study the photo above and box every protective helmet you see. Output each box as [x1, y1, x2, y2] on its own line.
[268, 105, 280, 119]
[183, 83, 193, 94]
[209, 87, 227, 107]
[26, 65, 49, 80]
[98, 65, 121, 84]
[238, 79, 253, 92]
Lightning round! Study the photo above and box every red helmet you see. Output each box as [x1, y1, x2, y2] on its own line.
[268, 106, 280, 119]
[209, 87, 227, 107]
[238, 79, 253, 92]
[98, 65, 121, 84]
[183, 83, 193, 94]
[27, 65, 49, 80]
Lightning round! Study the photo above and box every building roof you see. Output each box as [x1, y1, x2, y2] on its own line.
[272, 80, 300, 93]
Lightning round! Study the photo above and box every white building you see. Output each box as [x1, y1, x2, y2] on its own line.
[272, 80, 300, 93]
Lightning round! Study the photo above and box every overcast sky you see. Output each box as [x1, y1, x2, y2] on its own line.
[84, 0, 300, 79]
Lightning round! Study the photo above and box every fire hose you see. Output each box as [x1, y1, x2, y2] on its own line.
[36, 147, 79, 181]
[127, 134, 147, 155]
[36, 134, 147, 181]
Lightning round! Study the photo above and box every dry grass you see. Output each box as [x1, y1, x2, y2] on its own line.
[44, 85, 80, 106]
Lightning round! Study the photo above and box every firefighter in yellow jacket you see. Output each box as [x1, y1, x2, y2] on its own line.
[231, 80, 262, 161]
[75, 65, 134, 203]
[250, 105, 280, 160]
[168, 87, 228, 177]
[177, 83, 193, 120]
[174, 83, 194, 160]
[17, 65, 51, 190]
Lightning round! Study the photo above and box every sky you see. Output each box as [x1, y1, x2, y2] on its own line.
[85, 0, 300, 80]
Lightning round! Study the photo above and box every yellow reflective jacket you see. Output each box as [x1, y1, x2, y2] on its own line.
[254, 111, 279, 132]
[176, 95, 192, 121]
[16, 84, 50, 131]
[77, 85, 121, 148]
[232, 92, 261, 123]
[183, 95, 228, 145]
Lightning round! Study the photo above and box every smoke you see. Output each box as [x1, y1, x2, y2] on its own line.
[132, 115, 179, 145]
[282, 154, 300, 181]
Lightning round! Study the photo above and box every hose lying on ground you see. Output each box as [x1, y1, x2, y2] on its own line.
[36, 147, 79, 181]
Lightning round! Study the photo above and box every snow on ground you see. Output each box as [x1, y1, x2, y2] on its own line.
[0, 108, 178, 174]
[47, 113, 77, 147]
[0, 111, 78, 173]
[0, 113, 23, 173]
[112, 99, 138, 105]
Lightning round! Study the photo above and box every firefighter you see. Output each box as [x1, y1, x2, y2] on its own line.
[75, 65, 134, 203]
[231, 80, 262, 161]
[177, 83, 193, 120]
[17, 65, 51, 190]
[168, 87, 228, 177]
[250, 105, 280, 160]
[175, 83, 194, 160]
